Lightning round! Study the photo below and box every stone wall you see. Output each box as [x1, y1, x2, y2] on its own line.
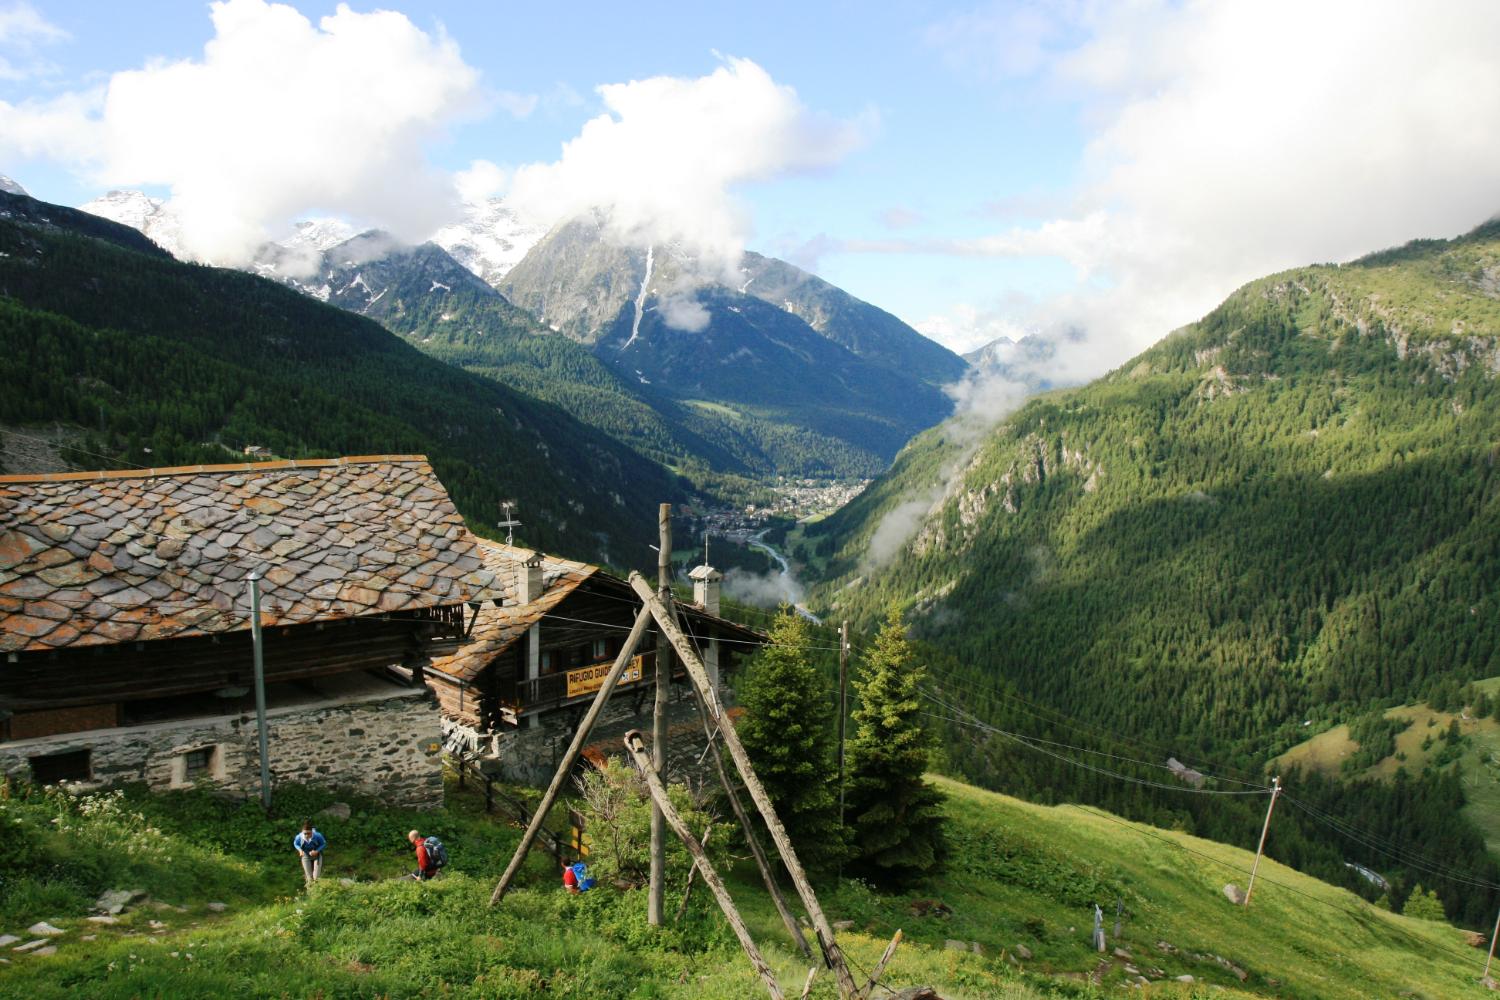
[0, 683, 443, 809]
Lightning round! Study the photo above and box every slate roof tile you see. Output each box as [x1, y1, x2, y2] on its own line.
[0, 456, 493, 652]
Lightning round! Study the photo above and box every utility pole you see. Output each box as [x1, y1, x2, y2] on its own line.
[1485, 903, 1500, 982]
[247, 572, 271, 812]
[1244, 775, 1281, 907]
[649, 503, 672, 926]
[837, 620, 849, 832]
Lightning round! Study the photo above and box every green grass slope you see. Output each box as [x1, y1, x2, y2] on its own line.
[0, 773, 1487, 998]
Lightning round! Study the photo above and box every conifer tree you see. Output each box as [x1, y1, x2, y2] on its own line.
[1402, 885, 1446, 921]
[736, 607, 846, 870]
[845, 605, 946, 887]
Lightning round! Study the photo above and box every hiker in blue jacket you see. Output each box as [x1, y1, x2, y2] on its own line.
[294, 820, 326, 885]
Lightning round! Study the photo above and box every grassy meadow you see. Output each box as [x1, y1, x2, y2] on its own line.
[0, 770, 1489, 998]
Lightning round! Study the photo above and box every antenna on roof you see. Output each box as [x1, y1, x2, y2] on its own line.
[497, 501, 522, 547]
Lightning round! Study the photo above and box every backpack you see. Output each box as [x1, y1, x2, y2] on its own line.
[423, 836, 448, 870]
[570, 861, 594, 892]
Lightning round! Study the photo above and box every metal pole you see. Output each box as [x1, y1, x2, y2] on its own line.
[837, 620, 848, 832]
[1485, 903, 1500, 981]
[650, 503, 672, 926]
[248, 572, 271, 812]
[1244, 775, 1280, 907]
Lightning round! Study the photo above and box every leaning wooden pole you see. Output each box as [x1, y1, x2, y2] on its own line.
[861, 929, 904, 997]
[629, 572, 861, 1000]
[625, 731, 786, 1000]
[489, 605, 654, 906]
[675, 824, 714, 921]
[691, 683, 813, 957]
[650, 503, 673, 925]
[1244, 775, 1281, 908]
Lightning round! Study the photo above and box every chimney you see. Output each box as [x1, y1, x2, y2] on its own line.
[516, 550, 544, 604]
[689, 563, 722, 616]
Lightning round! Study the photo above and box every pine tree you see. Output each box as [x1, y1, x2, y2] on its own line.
[845, 605, 946, 887]
[736, 607, 847, 870]
[1402, 885, 1446, 921]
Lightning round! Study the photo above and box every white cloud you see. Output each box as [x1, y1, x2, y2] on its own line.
[2, 0, 482, 263]
[454, 158, 509, 204]
[0, 1, 66, 81]
[921, 0, 1500, 380]
[659, 293, 711, 332]
[915, 302, 1032, 356]
[506, 56, 873, 278]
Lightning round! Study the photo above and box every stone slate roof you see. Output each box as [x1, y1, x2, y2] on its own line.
[0, 456, 498, 653]
[429, 540, 596, 683]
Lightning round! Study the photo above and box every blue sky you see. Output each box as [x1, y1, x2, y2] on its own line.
[3, 1, 1499, 371]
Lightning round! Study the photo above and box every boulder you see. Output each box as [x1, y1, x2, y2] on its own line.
[320, 802, 352, 821]
[1176, 975, 1195, 983]
[0, 936, 18, 947]
[1222, 883, 1246, 906]
[12, 940, 49, 952]
[95, 889, 147, 915]
[832, 920, 855, 932]
[86, 915, 119, 925]
[27, 922, 64, 937]
[944, 939, 968, 951]
[970, 942, 984, 955]
[1014, 944, 1033, 960]
[30, 946, 56, 957]
[1113, 947, 1132, 960]
[206, 902, 228, 913]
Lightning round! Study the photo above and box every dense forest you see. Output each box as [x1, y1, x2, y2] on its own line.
[0, 190, 677, 564]
[800, 221, 1500, 925]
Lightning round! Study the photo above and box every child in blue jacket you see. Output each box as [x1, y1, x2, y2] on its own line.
[294, 820, 326, 885]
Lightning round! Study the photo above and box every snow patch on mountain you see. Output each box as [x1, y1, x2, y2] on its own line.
[431, 197, 546, 287]
[80, 190, 186, 258]
[0, 175, 27, 196]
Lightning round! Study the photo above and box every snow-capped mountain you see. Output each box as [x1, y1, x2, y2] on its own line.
[79, 190, 186, 258]
[430, 197, 547, 287]
[76, 188, 542, 291]
[0, 175, 26, 196]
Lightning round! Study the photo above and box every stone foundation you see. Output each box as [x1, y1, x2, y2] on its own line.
[0, 678, 443, 809]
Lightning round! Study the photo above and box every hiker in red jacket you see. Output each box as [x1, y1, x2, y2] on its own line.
[408, 829, 436, 880]
[561, 857, 579, 894]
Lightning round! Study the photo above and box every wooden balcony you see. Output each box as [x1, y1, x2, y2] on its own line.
[511, 651, 676, 718]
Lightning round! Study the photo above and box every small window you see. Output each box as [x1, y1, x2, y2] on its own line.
[592, 638, 610, 661]
[30, 748, 91, 785]
[183, 747, 214, 780]
[540, 650, 558, 674]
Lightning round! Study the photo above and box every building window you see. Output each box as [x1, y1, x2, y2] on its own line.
[183, 746, 215, 780]
[540, 650, 558, 674]
[592, 638, 610, 661]
[29, 748, 91, 785]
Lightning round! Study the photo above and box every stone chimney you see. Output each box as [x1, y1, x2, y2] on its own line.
[516, 549, 544, 604]
[689, 563, 722, 616]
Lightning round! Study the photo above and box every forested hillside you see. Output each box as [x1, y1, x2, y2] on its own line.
[802, 222, 1500, 923]
[0, 190, 676, 562]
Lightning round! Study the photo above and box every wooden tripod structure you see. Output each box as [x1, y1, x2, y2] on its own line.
[487, 569, 860, 999]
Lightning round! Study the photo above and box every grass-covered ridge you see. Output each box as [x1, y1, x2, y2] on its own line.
[0, 773, 1489, 997]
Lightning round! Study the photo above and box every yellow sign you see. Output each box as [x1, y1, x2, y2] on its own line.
[566, 655, 643, 698]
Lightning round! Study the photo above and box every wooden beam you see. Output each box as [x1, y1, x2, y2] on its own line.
[628, 572, 860, 1000]
[625, 730, 785, 1000]
[488, 604, 654, 906]
[861, 930, 903, 999]
[691, 683, 812, 958]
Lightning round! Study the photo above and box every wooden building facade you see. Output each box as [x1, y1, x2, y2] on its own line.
[427, 541, 761, 739]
